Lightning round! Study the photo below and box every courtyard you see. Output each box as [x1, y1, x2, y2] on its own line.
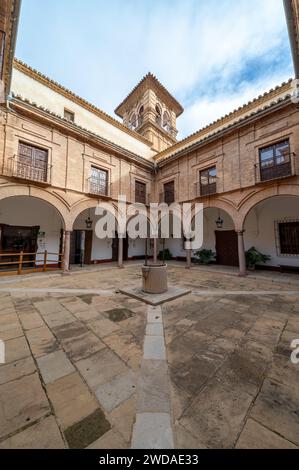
[0, 263, 298, 449]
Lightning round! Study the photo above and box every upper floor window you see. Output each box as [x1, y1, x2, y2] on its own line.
[135, 180, 146, 204]
[90, 166, 108, 196]
[155, 105, 162, 126]
[17, 142, 48, 183]
[259, 140, 292, 182]
[200, 166, 217, 196]
[138, 106, 144, 126]
[163, 112, 171, 132]
[163, 180, 175, 204]
[64, 108, 75, 122]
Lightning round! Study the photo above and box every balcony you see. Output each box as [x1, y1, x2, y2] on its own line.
[255, 153, 295, 183]
[87, 177, 110, 197]
[11, 156, 52, 185]
[194, 181, 217, 197]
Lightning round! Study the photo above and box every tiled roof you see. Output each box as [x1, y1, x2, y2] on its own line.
[155, 78, 293, 162]
[114, 72, 184, 117]
[157, 92, 293, 165]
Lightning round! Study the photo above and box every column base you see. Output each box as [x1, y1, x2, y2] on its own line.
[238, 271, 247, 277]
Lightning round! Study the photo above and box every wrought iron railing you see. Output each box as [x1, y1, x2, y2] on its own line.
[194, 181, 217, 197]
[11, 155, 52, 184]
[255, 153, 296, 183]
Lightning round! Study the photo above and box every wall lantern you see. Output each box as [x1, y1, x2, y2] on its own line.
[85, 209, 93, 229]
[215, 214, 223, 229]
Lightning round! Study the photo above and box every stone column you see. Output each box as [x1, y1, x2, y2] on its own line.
[153, 238, 158, 264]
[237, 230, 247, 276]
[118, 236, 124, 268]
[62, 230, 72, 274]
[186, 249, 192, 269]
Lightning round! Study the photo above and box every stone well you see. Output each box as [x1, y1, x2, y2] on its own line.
[141, 264, 168, 294]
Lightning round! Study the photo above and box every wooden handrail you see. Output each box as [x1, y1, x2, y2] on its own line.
[0, 250, 64, 275]
[0, 252, 64, 257]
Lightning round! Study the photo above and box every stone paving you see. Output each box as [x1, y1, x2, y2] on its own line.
[0, 264, 298, 448]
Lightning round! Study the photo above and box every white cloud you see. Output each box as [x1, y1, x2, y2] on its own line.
[16, 0, 292, 138]
[178, 72, 292, 138]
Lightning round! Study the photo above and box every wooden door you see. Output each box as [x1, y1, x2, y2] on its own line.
[111, 233, 128, 261]
[84, 230, 93, 264]
[112, 232, 118, 261]
[215, 230, 239, 266]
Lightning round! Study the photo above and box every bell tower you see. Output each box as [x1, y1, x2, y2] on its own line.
[115, 73, 184, 152]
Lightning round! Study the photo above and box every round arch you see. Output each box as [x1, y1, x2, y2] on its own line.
[241, 192, 299, 268]
[68, 199, 119, 230]
[239, 184, 299, 230]
[0, 186, 68, 229]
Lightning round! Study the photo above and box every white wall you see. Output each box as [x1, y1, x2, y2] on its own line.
[244, 196, 299, 267]
[0, 196, 62, 264]
[12, 68, 156, 159]
[201, 208, 235, 252]
[128, 237, 146, 258]
[73, 209, 112, 261]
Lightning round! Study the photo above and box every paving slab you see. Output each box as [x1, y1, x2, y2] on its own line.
[95, 370, 136, 412]
[37, 350, 75, 384]
[19, 312, 45, 330]
[0, 373, 50, 438]
[75, 348, 128, 390]
[0, 416, 65, 449]
[0, 356, 36, 385]
[131, 412, 174, 449]
[236, 418, 298, 449]
[60, 331, 106, 362]
[88, 316, 120, 337]
[26, 325, 59, 358]
[137, 360, 170, 413]
[88, 428, 128, 449]
[110, 394, 136, 443]
[64, 409, 111, 449]
[146, 322, 164, 336]
[119, 286, 191, 306]
[179, 378, 254, 448]
[4, 336, 31, 364]
[143, 335, 166, 360]
[250, 379, 299, 446]
[46, 372, 99, 429]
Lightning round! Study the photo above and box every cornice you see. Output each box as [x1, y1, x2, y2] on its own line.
[157, 96, 293, 167]
[9, 96, 155, 171]
[13, 59, 154, 149]
[155, 79, 293, 163]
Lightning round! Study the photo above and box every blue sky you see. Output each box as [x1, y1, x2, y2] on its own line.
[16, 0, 293, 139]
